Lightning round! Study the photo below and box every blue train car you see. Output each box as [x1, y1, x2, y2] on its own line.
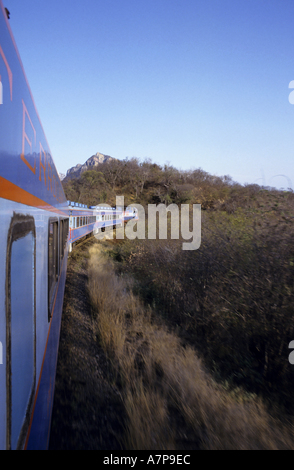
[123, 206, 138, 222]
[68, 202, 123, 250]
[0, 2, 139, 449]
[68, 203, 97, 248]
[0, 1, 69, 449]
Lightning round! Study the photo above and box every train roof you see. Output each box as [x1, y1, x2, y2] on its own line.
[68, 201, 125, 211]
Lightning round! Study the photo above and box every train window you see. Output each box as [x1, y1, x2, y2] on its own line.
[48, 219, 58, 321]
[59, 220, 64, 263]
[6, 215, 36, 450]
[63, 219, 69, 247]
[59, 218, 69, 265]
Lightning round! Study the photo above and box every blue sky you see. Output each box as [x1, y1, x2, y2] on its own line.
[4, 0, 294, 188]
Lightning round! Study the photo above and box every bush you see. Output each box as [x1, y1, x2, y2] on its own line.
[87, 241, 294, 450]
[109, 202, 294, 412]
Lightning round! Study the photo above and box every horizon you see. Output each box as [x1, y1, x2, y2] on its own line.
[4, 0, 294, 191]
[62, 151, 293, 191]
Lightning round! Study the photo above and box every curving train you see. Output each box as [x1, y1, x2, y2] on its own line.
[0, 2, 137, 450]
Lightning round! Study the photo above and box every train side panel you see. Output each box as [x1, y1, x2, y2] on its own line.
[0, 1, 65, 210]
[26, 234, 68, 450]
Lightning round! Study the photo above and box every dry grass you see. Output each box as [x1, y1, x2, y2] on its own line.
[87, 242, 294, 450]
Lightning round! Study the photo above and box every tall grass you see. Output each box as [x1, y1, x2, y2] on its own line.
[112, 208, 294, 410]
[87, 242, 294, 450]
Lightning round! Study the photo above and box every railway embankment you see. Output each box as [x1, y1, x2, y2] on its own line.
[49, 237, 125, 450]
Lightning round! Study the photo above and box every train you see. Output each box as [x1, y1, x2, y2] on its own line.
[0, 2, 137, 450]
[68, 202, 123, 251]
[67, 202, 138, 251]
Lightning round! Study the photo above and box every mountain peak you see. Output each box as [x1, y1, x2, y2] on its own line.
[66, 152, 114, 178]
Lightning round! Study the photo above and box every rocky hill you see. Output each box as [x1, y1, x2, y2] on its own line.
[66, 152, 114, 179]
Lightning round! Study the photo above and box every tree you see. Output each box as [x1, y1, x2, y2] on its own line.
[99, 159, 123, 190]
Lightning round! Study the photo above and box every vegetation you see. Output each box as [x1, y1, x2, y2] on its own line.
[61, 157, 294, 448]
[87, 239, 294, 450]
[63, 157, 240, 208]
[109, 200, 294, 413]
